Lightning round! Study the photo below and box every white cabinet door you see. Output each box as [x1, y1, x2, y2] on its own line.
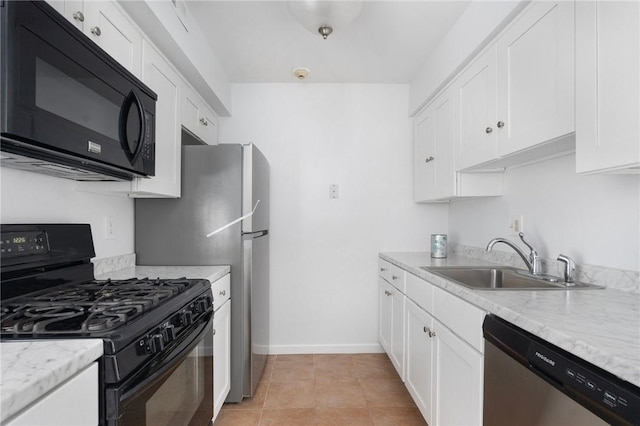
[83, 1, 142, 77]
[405, 299, 436, 426]
[45, 0, 85, 31]
[496, 0, 575, 157]
[131, 40, 181, 198]
[378, 278, 392, 354]
[414, 89, 455, 202]
[576, 0, 640, 174]
[6, 363, 99, 426]
[213, 299, 231, 422]
[434, 322, 483, 426]
[182, 84, 219, 145]
[456, 44, 498, 170]
[389, 286, 406, 381]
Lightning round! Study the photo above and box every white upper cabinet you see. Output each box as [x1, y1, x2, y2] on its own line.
[414, 88, 455, 201]
[131, 40, 182, 197]
[47, 0, 142, 77]
[83, 1, 143, 77]
[496, 0, 575, 157]
[182, 83, 219, 145]
[576, 0, 640, 174]
[455, 44, 498, 171]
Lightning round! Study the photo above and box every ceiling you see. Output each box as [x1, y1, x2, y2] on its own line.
[187, 1, 472, 84]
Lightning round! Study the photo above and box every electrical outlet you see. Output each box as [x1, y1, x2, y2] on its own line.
[104, 216, 115, 240]
[509, 215, 524, 236]
[329, 184, 339, 199]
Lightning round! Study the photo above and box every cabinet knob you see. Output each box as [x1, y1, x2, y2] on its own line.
[423, 326, 428, 333]
[73, 11, 85, 22]
[385, 290, 392, 296]
[485, 127, 493, 134]
[425, 156, 435, 163]
[497, 121, 505, 128]
[213, 329, 216, 336]
[90, 26, 102, 36]
[200, 117, 208, 126]
[429, 329, 436, 338]
[219, 290, 226, 296]
[392, 275, 399, 280]
[380, 267, 387, 272]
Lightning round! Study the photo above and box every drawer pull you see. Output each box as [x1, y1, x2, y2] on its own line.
[392, 275, 398, 280]
[73, 11, 84, 22]
[380, 267, 387, 272]
[219, 290, 226, 296]
[90, 26, 101, 36]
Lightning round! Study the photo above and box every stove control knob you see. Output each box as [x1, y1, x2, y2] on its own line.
[197, 299, 207, 314]
[162, 325, 176, 342]
[180, 311, 194, 326]
[150, 334, 165, 353]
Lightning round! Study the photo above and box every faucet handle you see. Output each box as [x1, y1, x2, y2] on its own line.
[518, 232, 541, 274]
[557, 254, 576, 285]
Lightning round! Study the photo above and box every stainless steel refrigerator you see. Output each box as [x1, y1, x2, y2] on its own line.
[135, 143, 269, 403]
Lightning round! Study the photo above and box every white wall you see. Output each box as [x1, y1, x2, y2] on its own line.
[449, 154, 640, 272]
[220, 83, 448, 353]
[0, 168, 135, 258]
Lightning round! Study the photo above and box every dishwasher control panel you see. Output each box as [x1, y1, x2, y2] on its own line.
[528, 341, 639, 424]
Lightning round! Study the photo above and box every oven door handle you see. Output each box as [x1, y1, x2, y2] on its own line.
[119, 89, 147, 165]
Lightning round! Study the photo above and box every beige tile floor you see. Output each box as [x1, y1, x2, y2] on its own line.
[215, 353, 428, 426]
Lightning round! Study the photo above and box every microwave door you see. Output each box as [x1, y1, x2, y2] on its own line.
[119, 89, 147, 165]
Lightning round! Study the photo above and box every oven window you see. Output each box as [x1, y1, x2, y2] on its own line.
[117, 322, 213, 426]
[35, 57, 120, 141]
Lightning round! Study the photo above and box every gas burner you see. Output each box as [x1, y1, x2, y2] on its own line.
[1, 305, 85, 333]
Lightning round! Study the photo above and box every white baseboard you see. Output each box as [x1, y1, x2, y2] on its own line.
[265, 343, 384, 355]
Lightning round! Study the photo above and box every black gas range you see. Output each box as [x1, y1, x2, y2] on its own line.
[0, 224, 214, 425]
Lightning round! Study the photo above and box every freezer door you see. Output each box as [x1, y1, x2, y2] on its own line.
[242, 144, 270, 234]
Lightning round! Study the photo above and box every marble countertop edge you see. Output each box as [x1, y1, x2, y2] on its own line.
[0, 339, 103, 423]
[380, 252, 640, 389]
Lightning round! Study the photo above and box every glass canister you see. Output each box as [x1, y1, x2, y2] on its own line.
[431, 234, 447, 258]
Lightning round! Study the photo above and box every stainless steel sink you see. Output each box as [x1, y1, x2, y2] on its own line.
[421, 266, 603, 290]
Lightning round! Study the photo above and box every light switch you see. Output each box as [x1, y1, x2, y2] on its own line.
[329, 184, 339, 199]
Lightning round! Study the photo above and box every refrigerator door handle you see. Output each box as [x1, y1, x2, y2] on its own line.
[242, 230, 269, 239]
[206, 200, 261, 238]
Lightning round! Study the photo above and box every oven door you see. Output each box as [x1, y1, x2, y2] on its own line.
[1, 1, 155, 178]
[106, 317, 214, 426]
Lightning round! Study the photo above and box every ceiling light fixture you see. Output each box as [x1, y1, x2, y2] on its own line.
[287, 0, 364, 40]
[293, 67, 310, 80]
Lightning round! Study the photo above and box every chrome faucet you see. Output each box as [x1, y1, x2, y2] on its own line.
[557, 254, 576, 285]
[486, 232, 541, 276]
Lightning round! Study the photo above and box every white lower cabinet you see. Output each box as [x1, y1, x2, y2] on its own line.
[405, 299, 436, 425]
[380, 260, 486, 426]
[6, 362, 99, 426]
[212, 274, 231, 422]
[434, 321, 483, 426]
[378, 261, 406, 380]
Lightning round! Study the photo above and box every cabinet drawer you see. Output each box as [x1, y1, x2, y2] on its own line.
[387, 264, 405, 293]
[378, 259, 391, 281]
[406, 272, 434, 315]
[212, 274, 230, 311]
[433, 286, 485, 353]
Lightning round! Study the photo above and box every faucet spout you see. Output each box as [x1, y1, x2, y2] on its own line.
[486, 232, 541, 275]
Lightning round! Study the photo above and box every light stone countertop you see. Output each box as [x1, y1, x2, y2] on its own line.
[1, 265, 229, 423]
[0, 339, 103, 423]
[381, 252, 640, 389]
[94, 265, 230, 283]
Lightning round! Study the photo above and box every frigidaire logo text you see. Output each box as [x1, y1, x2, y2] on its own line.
[535, 351, 555, 366]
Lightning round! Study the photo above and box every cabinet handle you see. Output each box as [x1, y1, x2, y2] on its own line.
[73, 11, 85, 22]
[200, 117, 208, 126]
[485, 127, 493, 134]
[90, 26, 102, 36]
[385, 290, 392, 296]
[425, 156, 435, 163]
[213, 329, 216, 336]
[429, 329, 436, 338]
[497, 121, 505, 128]
[423, 326, 428, 333]
[219, 290, 226, 296]
[380, 267, 387, 272]
[391, 275, 399, 280]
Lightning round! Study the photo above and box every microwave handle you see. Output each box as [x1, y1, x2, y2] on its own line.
[119, 89, 147, 165]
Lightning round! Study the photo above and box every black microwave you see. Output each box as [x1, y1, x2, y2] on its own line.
[1, 0, 156, 181]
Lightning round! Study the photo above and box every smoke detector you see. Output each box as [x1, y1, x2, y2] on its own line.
[293, 68, 310, 81]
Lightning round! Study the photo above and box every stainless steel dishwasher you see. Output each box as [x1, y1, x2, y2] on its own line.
[483, 315, 639, 425]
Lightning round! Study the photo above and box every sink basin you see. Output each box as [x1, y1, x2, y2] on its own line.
[421, 266, 602, 290]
